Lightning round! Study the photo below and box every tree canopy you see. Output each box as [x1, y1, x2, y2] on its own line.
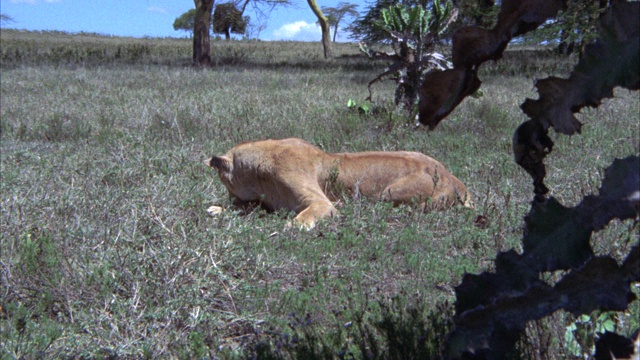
[350, 0, 500, 43]
[174, 4, 248, 40]
[173, 9, 197, 35]
[213, 3, 248, 39]
[321, 2, 359, 42]
[350, 0, 453, 43]
[523, 0, 609, 54]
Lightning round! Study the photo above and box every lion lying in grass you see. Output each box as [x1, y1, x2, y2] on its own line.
[205, 138, 472, 229]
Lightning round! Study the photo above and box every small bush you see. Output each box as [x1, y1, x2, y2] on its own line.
[246, 297, 453, 359]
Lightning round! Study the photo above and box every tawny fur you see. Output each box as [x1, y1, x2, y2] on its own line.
[206, 138, 472, 229]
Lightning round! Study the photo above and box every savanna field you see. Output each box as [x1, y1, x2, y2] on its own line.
[1, 30, 639, 358]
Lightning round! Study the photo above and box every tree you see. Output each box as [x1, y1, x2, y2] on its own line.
[213, 3, 248, 39]
[452, 0, 496, 28]
[307, 0, 333, 59]
[361, 1, 458, 114]
[227, 0, 292, 40]
[352, 0, 494, 44]
[321, 2, 359, 42]
[173, 9, 197, 36]
[524, 0, 609, 55]
[190, 0, 291, 65]
[1, 13, 14, 26]
[193, 0, 215, 66]
[350, 0, 416, 43]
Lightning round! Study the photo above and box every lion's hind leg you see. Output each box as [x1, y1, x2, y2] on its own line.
[380, 172, 455, 210]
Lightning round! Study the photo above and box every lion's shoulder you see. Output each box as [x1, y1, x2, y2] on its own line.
[231, 138, 318, 155]
[230, 138, 326, 166]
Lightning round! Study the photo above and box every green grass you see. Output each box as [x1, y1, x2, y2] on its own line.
[1, 31, 638, 358]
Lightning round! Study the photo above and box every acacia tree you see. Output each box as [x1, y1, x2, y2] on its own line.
[193, 0, 215, 66]
[307, 0, 333, 58]
[213, 3, 248, 39]
[173, 9, 197, 36]
[233, 0, 291, 28]
[0, 13, 14, 26]
[321, 2, 359, 42]
[190, 0, 291, 65]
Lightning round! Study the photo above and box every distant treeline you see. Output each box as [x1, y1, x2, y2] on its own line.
[1, 29, 191, 67]
[0, 29, 575, 76]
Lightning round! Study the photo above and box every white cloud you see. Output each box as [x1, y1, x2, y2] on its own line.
[268, 20, 354, 42]
[147, 6, 167, 14]
[271, 21, 321, 41]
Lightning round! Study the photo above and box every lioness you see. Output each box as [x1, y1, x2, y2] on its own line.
[206, 138, 472, 229]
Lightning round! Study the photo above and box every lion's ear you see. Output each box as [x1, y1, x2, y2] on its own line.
[206, 156, 232, 173]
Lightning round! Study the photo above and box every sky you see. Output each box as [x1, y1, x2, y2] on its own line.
[0, 0, 367, 42]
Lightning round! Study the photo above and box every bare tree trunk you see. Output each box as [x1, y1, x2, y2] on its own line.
[193, 0, 214, 66]
[307, 0, 332, 59]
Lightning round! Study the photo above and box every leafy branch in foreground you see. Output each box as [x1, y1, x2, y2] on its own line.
[413, 0, 639, 358]
[515, 0, 639, 197]
[418, 0, 566, 130]
[418, 0, 639, 198]
[447, 155, 639, 358]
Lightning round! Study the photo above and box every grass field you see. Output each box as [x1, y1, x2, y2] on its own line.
[1, 30, 638, 359]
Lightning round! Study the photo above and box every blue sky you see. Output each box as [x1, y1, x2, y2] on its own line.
[0, 0, 366, 42]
